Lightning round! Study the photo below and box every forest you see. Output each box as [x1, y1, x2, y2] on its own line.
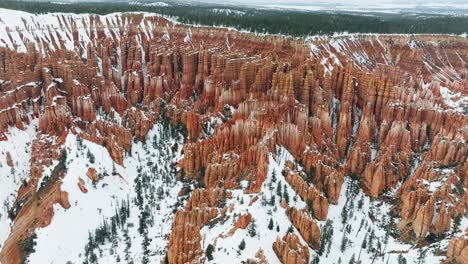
[0, 0, 468, 36]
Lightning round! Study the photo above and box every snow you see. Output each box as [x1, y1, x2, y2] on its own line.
[317, 177, 446, 264]
[200, 147, 309, 263]
[0, 119, 38, 249]
[439, 86, 468, 113]
[129, 1, 170, 7]
[28, 122, 184, 263]
[210, 8, 246, 16]
[29, 132, 128, 263]
[0, 9, 140, 54]
[251, 2, 468, 15]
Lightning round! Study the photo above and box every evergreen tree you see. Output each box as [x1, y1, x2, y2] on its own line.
[311, 255, 320, 264]
[357, 197, 364, 209]
[269, 195, 275, 206]
[452, 214, 462, 235]
[318, 219, 334, 256]
[248, 219, 257, 237]
[397, 254, 407, 264]
[271, 170, 277, 182]
[416, 248, 426, 264]
[276, 182, 282, 197]
[238, 239, 246, 251]
[268, 218, 274, 230]
[206, 244, 215, 261]
[60, 150, 67, 166]
[87, 149, 95, 164]
[361, 235, 367, 249]
[340, 232, 347, 252]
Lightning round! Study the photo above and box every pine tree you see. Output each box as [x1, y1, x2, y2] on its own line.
[206, 244, 214, 261]
[452, 214, 462, 235]
[311, 255, 320, 264]
[397, 254, 407, 264]
[271, 170, 277, 182]
[349, 254, 355, 264]
[416, 248, 426, 264]
[361, 235, 367, 249]
[307, 199, 314, 215]
[269, 195, 275, 206]
[276, 182, 282, 197]
[340, 232, 347, 252]
[368, 229, 375, 252]
[248, 219, 257, 237]
[268, 218, 274, 230]
[238, 239, 246, 250]
[60, 150, 67, 166]
[357, 196, 364, 209]
[87, 149, 95, 164]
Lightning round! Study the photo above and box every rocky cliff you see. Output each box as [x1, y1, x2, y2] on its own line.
[0, 9, 466, 264]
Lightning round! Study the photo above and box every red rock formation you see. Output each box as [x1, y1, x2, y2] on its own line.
[228, 213, 252, 236]
[286, 208, 320, 250]
[283, 168, 329, 220]
[0, 11, 467, 264]
[86, 168, 98, 182]
[185, 111, 201, 141]
[446, 236, 468, 264]
[273, 232, 310, 264]
[78, 177, 88, 193]
[6, 151, 13, 167]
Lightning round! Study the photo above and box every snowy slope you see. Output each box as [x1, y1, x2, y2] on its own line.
[198, 146, 460, 264]
[27, 122, 184, 264]
[0, 120, 38, 250]
[200, 147, 309, 263]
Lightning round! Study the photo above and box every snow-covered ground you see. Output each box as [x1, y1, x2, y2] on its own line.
[439, 86, 468, 113]
[318, 179, 430, 264]
[200, 147, 309, 263]
[0, 8, 160, 54]
[28, 122, 184, 263]
[198, 145, 460, 264]
[0, 119, 38, 250]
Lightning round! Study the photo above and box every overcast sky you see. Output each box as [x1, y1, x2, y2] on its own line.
[194, 0, 468, 7]
[200, 0, 467, 4]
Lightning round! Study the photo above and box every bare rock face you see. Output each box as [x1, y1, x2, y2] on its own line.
[228, 213, 252, 236]
[234, 213, 252, 229]
[77, 177, 88, 193]
[0, 10, 467, 264]
[273, 232, 310, 264]
[185, 111, 201, 141]
[86, 168, 99, 182]
[0, 162, 70, 264]
[286, 208, 320, 250]
[446, 236, 468, 264]
[283, 165, 329, 220]
[6, 151, 13, 167]
[167, 187, 222, 264]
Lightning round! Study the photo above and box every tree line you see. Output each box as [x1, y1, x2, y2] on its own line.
[1, 1, 468, 36]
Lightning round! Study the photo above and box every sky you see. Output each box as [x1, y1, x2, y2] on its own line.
[195, 0, 468, 12]
[194, 0, 468, 9]
[201, 0, 467, 4]
[15, 0, 468, 13]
